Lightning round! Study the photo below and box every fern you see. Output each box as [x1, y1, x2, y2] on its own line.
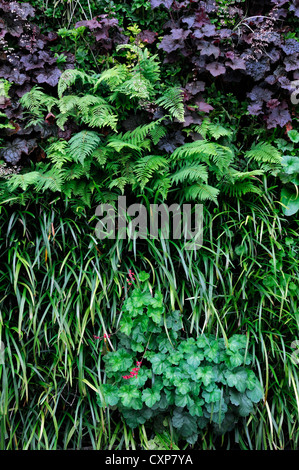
[134, 155, 168, 190]
[108, 176, 130, 194]
[121, 118, 165, 146]
[195, 119, 233, 140]
[58, 69, 91, 98]
[171, 163, 209, 185]
[184, 183, 220, 203]
[7, 168, 64, 192]
[113, 74, 154, 100]
[68, 131, 101, 164]
[149, 125, 167, 145]
[156, 87, 185, 123]
[245, 142, 281, 164]
[222, 180, 262, 198]
[20, 86, 58, 127]
[93, 65, 129, 91]
[106, 139, 143, 154]
[82, 103, 118, 130]
[171, 140, 234, 168]
[47, 140, 72, 169]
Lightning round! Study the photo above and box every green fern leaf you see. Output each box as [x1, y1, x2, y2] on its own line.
[68, 131, 101, 164]
[184, 183, 219, 203]
[134, 155, 168, 189]
[58, 69, 90, 98]
[171, 163, 208, 184]
[245, 142, 281, 164]
[156, 87, 184, 122]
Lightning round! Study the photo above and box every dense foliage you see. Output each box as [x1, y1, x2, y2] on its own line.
[0, 0, 298, 451]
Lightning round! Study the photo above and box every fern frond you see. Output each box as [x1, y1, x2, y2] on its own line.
[121, 118, 165, 146]
[58, 69, 90, 98]
[91, 147, 108, 166]
[113, 74, 153, 100]
[229, 169, 264, 180]
[106, 139, 143, 154]
[58, 95, 81, 114]
[184, 183, 219, 203]
[47, 140, 71, 169]
[20, 86, 57, 128]
[81, 104, 118, 130]
[245, 142, 281, 164]
[68, 131, 101, 164]
[76, 94, 108, 113]
[152, 175, 172, 199]
[156, 87, 184, 122]
[134, 155, 168, 190]
[93, 65, 129, 91]
[221, 180, 262, 198]
[194, 119, 233, 140]
[7, 168, 64, 192]
[108, 176, 129, 194]
[63, 180, 93, 206]
[149, 125, 167, 145]
[7, 172, 42, 191]
[171, 163, 208, 184]
[62, 164, 86, 180]
[171, 140, 234, 168]
[34, 168, 65, 192]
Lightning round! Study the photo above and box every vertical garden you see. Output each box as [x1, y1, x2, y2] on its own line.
[0, 0, 298, 450]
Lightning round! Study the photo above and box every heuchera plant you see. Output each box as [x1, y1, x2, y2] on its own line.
[149, 0, 299, 130]
[0, 0, 74, 164]
[97, 272, 264, 444]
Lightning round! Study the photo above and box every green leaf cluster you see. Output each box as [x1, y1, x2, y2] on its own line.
[97, 283, 263, 444]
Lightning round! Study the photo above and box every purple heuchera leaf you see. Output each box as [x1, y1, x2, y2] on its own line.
[158, 29, 190, 53]
[158, 130, 185, 153]
[196, 100, 214, 113]
[245, 57, 271, 81]
[267, 102, 291, 129]
[182, 109, 202, 127]
[247, 86, 273, 103]
[278, 76, 294, 91]
[171, 28, 191, 40]
[267, 99, 280, 109]
[137, 30, 158, 44]
[271, 0, 289, 5]
[75, 19, 102, 29]
[289, 1, 299, 17]
[284, 54, 299, 72]
[248, 102, 263, 115]
[265, 75, 277, 85]
[181, 16, 196, 28]
[217, 28, 232, 39]
[206, 62, 226, 77]
[36, 69, 61, 87]
[10, 70, 27, 85]
[0, 137, 29, 164]
[185, 81, 205, 95]
[9, 2, 35, 19]
[281, 39, 299, 55]
[225, 56, 246, 70]
[193, 23, 216, 38]
[150, 0, 174, 8]
[197, 41, 220, 58]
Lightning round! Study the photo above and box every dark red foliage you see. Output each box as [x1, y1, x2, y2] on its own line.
[149, 0, 299, 129]
[0, 0, 74, 164]
[74, 15, 128, 53]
